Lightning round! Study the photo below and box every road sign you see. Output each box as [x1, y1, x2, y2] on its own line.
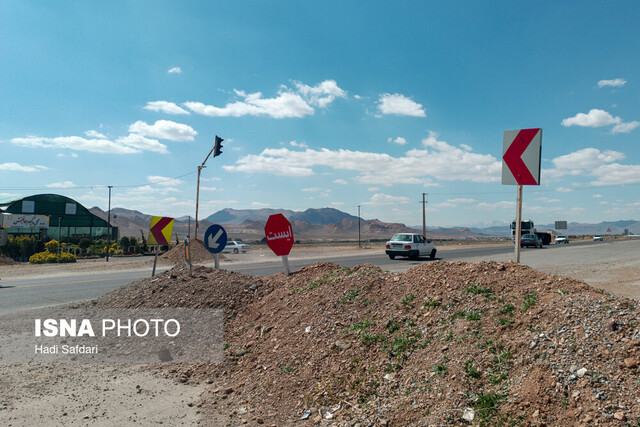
[555, 221, 568, 230]
[265, 214, 294, 256]
[204, 224, 227, 254]
[502, 128, 542, 185]
[148, 216, 174, 246]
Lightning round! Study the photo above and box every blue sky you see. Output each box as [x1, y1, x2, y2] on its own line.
[2, 1, 639, 228]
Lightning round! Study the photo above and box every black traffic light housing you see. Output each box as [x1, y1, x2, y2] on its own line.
[213, 135, 224, 157]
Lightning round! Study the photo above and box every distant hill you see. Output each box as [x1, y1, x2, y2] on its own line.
[90, 206, 640, 242]
[206, 207, 359, 225]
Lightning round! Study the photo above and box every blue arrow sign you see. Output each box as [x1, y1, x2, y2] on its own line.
[204, 224, 227, 254]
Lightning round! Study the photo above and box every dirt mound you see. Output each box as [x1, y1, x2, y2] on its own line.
[0, 254, 17, 265]
[160, 239, 225, 264]
[90, 260, 640, 425]
[90, 264, 273, 320]
[199, 261, 639, 425]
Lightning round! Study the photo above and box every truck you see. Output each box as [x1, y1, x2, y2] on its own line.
[511, 220, 552, 245]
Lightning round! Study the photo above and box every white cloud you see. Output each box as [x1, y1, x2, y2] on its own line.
[552, 148, 625, 172]
[363, 193, 411, 206]
[301, 187, 322, 192]
[147, 175, 186, 186]
[597, 78, 626, 88]
[378, 93, 426, 117]
[475, 201, 515, 210]
[47, 181, 76, 189]
[561, 109, 621, 128]
[56, 153, 79, 158]
[0, 162, 48, 172]
[368, 187, 380, 192]
[129, 120, 197, 142]
[593, 194, 602, 198]
[251, 202, 270, 208]
[536, 197, 561, 203]
[591, 163, 640, 186]
[168, 67, 182, 74]
[293, 79, 346, 107]
[85, 130, 107, 139]
[116, 134, 168, 153]
[556, 187, 573, 192]
[11, 136, 140, 154]
[333, 179, 347, 185]
[289, 140, 309, 148]
[200, 186, 222, 191]
[144, 101, 190, 115]
[390, 136, 407, 145]
[184, 80, 344, 119]
[224, 132, 500, 186]
[611, 121, 640, 134]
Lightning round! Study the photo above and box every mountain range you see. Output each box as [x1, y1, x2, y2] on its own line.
[89, 206, 640, 242]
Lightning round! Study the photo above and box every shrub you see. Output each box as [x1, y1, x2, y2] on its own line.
[29, 251, 77, 264]
[45, 239, 59, 252]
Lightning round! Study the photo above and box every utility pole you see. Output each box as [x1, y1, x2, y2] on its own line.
[106, 185, 113, 262]
[357, 205, 361, 248]
[195, 136, 223, 241]
[422, 193, 427, 237]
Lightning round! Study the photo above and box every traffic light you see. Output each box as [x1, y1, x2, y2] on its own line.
[213, 135, 224, 157]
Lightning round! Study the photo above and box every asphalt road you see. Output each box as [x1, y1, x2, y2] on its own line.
[0, 239, 625, 315]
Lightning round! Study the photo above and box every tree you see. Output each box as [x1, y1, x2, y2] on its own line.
[120, 236, 130, 254]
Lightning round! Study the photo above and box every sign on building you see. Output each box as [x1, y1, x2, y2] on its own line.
[1, 214, 50, 229]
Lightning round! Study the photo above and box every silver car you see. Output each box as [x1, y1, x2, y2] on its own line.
[385, 233, 437, 260]
[223, 241, 250, 253]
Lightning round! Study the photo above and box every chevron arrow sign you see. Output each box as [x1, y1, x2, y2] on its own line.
[148, 216, 174, 246]
[502, 128, 542, 185]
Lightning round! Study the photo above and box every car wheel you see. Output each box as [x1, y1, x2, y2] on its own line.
[410, 252, 419, 260]
[430, 249, 436, 259]
[388, 255, 395, 260]
[233, 248, 239, 253]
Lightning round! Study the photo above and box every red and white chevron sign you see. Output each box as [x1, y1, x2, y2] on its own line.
[502, 128, 542, 185]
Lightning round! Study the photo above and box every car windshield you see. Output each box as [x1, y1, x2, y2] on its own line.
[390, 234, 412, 242]
[522, 234, 534, 238]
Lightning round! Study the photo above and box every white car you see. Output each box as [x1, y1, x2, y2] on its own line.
[593, 235, 603, 241]
[385, 233, 437, 260]
[223, 241, 250, 253]
[555, 235, 569, 244]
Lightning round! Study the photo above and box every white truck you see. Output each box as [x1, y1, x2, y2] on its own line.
[511, 220, 552, 245]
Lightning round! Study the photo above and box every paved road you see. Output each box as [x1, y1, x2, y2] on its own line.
[0, 239, 629, 315]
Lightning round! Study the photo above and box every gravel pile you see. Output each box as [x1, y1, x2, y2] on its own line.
[0, 254, 17, 265]
[91, 261, 640, 425]
[160, 239, 226, 264]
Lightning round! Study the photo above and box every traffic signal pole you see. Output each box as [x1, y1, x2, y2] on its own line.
[195, 136, 223, 241]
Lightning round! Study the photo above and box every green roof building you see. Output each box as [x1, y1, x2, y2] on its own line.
[0, 194, 117, 242]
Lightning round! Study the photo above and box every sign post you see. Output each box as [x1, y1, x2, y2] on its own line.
[148, 216, 174, 277]
[184, 237, 192, 276]
[203, 224, 227, 269]
[264, 214, 294, 276]
[502, 128, 542, 264]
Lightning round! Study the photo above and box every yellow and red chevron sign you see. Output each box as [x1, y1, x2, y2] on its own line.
[148, 216, 174, 246]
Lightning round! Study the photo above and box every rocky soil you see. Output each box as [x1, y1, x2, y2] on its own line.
[87, 261, 640, 425]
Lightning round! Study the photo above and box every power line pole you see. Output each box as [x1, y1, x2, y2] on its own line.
[422, 193, 427, 237]
[106, 185, 113, 262]
[357, 205, 361, 248]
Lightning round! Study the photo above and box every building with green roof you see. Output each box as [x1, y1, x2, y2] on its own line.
[0, 194, 117, 243]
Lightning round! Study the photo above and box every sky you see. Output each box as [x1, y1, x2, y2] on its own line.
[2, 1, 639, 228]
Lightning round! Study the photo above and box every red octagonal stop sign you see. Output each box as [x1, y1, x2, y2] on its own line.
[264, 214, 294, 256]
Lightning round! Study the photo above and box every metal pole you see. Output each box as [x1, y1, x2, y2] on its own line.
[357, 205, 361, 248]
[57, 216, 61, 263]
[422, 193, 427, 237]
[282, 255, 290, 276]
[106, 185, 112, 262]
[195, 166, 202, 241]
[195, 142, 217, 242]
[515, 185, 523, 264]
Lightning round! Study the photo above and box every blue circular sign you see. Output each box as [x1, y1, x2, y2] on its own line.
[204, 224, 227, 254]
